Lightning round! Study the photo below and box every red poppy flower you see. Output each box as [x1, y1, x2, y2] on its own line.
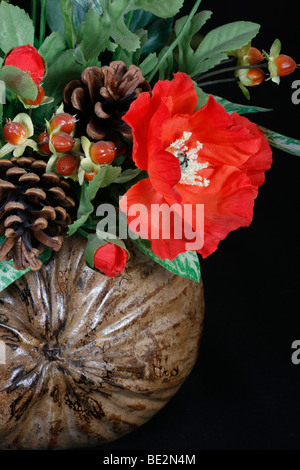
[119, 72, 272, 259]
[94, 242, 128, 277]
[4, 45, 45, 85]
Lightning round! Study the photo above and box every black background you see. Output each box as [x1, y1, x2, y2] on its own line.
[7, 0, 300, 454]
[95, 0, 300, 452]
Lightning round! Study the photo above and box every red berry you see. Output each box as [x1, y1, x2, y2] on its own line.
[84, 171, 97, 181]
[274, 54, 297, 76]
[51, 132, 75, 153]
[3, 120, 27, 145]
[38, 130, 51, 154]
[25, 85, 45, 105]
[50, 113, 77, 134]
[90, 140, 116, 164]
[246, 47, 264, 65]
[246, 68, 265, 86]
[56, 154, 79, 176]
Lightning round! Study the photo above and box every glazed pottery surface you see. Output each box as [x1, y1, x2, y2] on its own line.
[0, 234, 204, 449]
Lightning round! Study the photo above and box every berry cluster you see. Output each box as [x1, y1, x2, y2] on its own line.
[1, 109, 127, 183]
[245, 46, 297, 86]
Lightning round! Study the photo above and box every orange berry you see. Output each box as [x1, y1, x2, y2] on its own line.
[246, 47, 264, 65]
[25, 85, 45, 105]
[246, 68, 265, 86]
[51, 132, 75, 153]
[274, 54, 297, 76]
[3, 120, 27, 145]
[38, 130, 51, 154]
[84, 171, 97, 181]
[90, 140, 116, 164]
[56, 154, 79, 176]
[50, 113, 77, 134]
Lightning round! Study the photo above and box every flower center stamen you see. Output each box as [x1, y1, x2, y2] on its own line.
[166, 131, 210, 187]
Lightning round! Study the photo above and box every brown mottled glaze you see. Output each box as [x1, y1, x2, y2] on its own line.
[0, 234, 204, 450]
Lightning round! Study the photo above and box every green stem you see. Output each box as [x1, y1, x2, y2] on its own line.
[39, 0, 47, 47]
[197, 77, 238, 87]
[31, 0, 37, 30]
[115, 11, 133, 61]
[194, 63, 269, 82]
[6, 98, 16, 119]
[147, 0, 202, 83]
[77, 228, 90, 239]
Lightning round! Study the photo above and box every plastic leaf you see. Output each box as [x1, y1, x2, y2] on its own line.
[132, 237, 201, 283]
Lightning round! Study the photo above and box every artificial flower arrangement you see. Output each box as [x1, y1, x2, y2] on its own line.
[0, 0, 299, 290]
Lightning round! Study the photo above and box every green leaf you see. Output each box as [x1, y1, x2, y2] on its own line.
[196, 21, 260, 60]
[68, 165, 121, 236]
[40, 49, 85, 105]
[114, 168, 142, 184]
[73, 0, 103, 16]
[213, 95, 272, 114]
[139, 53, 158, 77]
[0, 2, 34, 53]
[269, 38, 281, 59]
[125, 0, 184, 18]
[0, 66, 38, 101]
[193, 82, 209, 109]
[0, 247, 52, 293]
[195, 21, 260, 73]
[42, 0, 65, 34]
[38, 32, 67, 67]
[132, 237, 201, 282]
[258, 126, 300, 156]
[140, 17, 173, 58]
[79, 0, 184, 60]
[175, 10, 213, 76]
[59, 0, 78, 49]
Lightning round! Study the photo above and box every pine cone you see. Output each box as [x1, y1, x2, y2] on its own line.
[63, 61, 151, 140]
[0, 157, 76, 271]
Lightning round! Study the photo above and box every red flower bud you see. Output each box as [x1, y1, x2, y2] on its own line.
[94, 243, 128, 277]
[4, 45, 45, 85]
[274, 54, 297, 76]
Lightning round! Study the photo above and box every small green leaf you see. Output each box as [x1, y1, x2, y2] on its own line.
[59, 0, 78, 49]
[139, 53, 158, 76]
[0, 247, 52, 293]
[269, 38, 281, 59]
[0, 66, 38, 101]
[132, 237, 201, 282]
[0, 2, 34, 53]
[258, 126, 300, 156]
[213, 95, 272, 114]
[73, 0, 103, 16]
[195, 21, 260, 69]
[114, 168, 142, 184]
[125, 0, 184, 18]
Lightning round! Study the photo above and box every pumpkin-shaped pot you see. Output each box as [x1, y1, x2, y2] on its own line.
[0, 234, 204, 450]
